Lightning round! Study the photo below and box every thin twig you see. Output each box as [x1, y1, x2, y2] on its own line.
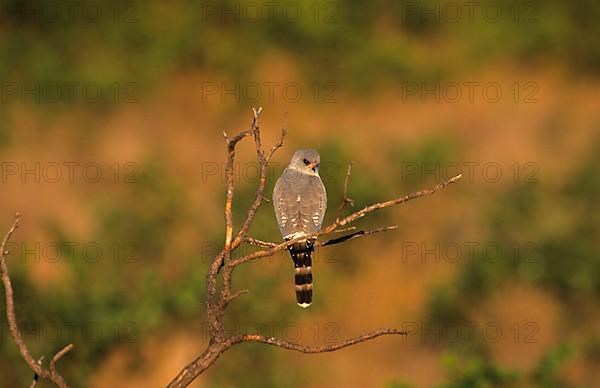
[328, 173, 463, 230]
[226, 289, 249, 302]
[237, 328, 408, 352]
[223, 117, 258, 253]
[230, 120, 285, 251]
[332, 226, 357, 233]
[0, 213, 73, 388]
[29, 356, 44, 388]
[243, 237, 278, 248]
[336, 162, 355, 219]
[49, 344, 74, 378]
[319, 225, 399, 247]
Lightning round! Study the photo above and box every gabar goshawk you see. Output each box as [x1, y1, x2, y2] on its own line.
[273, 149, 327, 308]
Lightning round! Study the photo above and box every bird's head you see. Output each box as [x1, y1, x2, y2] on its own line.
[290, 149, 321, 174]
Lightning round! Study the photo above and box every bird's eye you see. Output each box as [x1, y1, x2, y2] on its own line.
[303, 159, 310, 166]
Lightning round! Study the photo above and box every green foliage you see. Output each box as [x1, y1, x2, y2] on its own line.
[425, 286, 467, 327]
[318, 140, 386, 210]
[0, 103, 14, 147]
[532, 344, 573, 388]
[557, 0, 600, 72]
[385, 380, 416, 388]
[390, 133, 462, 191]
[581, 336, 600, 363]
[439, 352, 519, 388]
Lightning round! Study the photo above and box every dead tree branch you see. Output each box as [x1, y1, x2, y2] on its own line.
[238, 328, 407, 352]
[336, 162, 355, 217]
[0, 213, 74, 388]
[319, 225, 399, 247]
[168, 109, 462, 387]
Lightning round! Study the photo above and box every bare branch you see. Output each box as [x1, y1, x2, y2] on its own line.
[49, 344, 74, 378]
[336, 162, 355, 218]
[219, 109, 287, 322]
[231, 120, 285, 251]
[209, 108, 288, 346]
[168, 339, 237, 388]
[237, 328, 407, 353]
[0, 213, 73, 388]
[319, 225, 399, 247]
[326, 173, 463, 231]
[243, 237, 277, 248]
[332, 226, 357, 233]
[226, 289, 249, 302]
[29, 356, 44, 388]
[223, 113, 259, 253]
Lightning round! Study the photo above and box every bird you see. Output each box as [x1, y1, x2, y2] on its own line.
[273, 149, 327, 308]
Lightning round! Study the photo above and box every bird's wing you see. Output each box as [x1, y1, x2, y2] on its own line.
[273, 173, 290, 238]
[273, 169, 327, 239]
[273, 169, 305, 239]
[309, 174, 327, 230]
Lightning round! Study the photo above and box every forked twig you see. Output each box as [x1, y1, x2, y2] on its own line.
[0, 213, 74, 388]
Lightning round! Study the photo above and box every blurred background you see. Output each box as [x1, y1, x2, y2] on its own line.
[1, 0, 599, 386]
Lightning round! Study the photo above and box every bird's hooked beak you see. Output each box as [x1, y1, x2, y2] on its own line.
[307, 161, 319, 172]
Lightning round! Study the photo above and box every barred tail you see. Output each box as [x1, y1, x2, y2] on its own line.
[289, 240, 314, 308]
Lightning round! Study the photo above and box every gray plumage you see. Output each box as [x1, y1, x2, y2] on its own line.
[273, 149, 327, 308]
[273, 149, 327, 239]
